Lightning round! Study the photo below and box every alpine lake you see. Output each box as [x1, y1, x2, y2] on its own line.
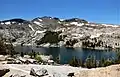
[15, 45, 120, 64]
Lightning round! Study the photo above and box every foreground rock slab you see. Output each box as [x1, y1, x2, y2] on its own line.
[2, 64, 82, 77]
[74, 64, 120, 77]
[1, 64, 120, 77]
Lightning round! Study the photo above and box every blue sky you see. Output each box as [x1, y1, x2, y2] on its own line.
[0, 0, 119, 24]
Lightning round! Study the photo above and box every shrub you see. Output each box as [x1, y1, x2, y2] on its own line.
[0, 38, 16, 56]
[21, 52, 24, 57]
[99, 58, 114, 67]
[99, 57, 105, 67]
[6, 44, 16, 57]
[65, 39, 78, 47]
[78, 59, 84, 67]
[28, 51, 36, 58]
[12, 39, 16, 42]
[82, 39, 103, 48]
[69, 57, 79, 67]
[55, 56, 60, 64]
[104, 60, 113, 66]
[0, 40, 7, 55]
[34, 55, 43, 62]
[84, 55, 96, 68]
[69, 55, 118, 68]
[115, 51, 120, 64]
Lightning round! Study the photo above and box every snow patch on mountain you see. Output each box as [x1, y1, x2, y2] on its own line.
[58, 21, 61, 24]
[28, 24, 35, 31]
[5, 21, 11, 25]
[60, 19, 64, 21]
[70, 22, 84, 26]
[33, 21, 43, 27]
[34, 30, 46, 36]
[38, 19, 43, 21]
[33, 21, 41, 25]
[102, 24, 119, 27]
[1, 22, 4, 25]
[90, 33, 102, 38]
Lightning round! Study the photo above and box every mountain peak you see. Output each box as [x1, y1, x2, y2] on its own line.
[1, 18, 26, 23]
[63, 18, 88, 23]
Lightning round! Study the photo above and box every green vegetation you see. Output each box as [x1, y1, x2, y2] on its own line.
[55, 56, 60, 64]
[65, 39, 78, 47]
[69, 54, 119, 68]
[0, 38, 16, 56]
[28, 51, 43, 62]
[34, 54, 43, 62]
[84, 55, 96, 68]
[103, 60, 113, 66]
[0, 39, 7, 55]
[36, 31, 63, 45]
[20, 52, 24, 57]
[63, 18, 88, 23]
[115, 51, 120, 64]
[69, 57, 79, 67]
[28, 50, 37, 58]
[82, 39, 104, 48]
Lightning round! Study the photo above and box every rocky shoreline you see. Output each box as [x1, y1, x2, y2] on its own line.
[0, 54, 120, 77]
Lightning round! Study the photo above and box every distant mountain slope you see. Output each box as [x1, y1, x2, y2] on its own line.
[0, 16, 120, 49]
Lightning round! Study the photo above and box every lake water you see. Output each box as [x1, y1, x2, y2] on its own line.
[15, 45, 118, 64]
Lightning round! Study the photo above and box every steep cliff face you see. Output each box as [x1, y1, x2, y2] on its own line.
[0, 16, 120, 48]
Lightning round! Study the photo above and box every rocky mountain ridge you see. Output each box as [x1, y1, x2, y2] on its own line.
[0, 16, 120, 49]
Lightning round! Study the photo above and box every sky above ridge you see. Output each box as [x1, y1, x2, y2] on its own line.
[0, 0, 120, 24]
